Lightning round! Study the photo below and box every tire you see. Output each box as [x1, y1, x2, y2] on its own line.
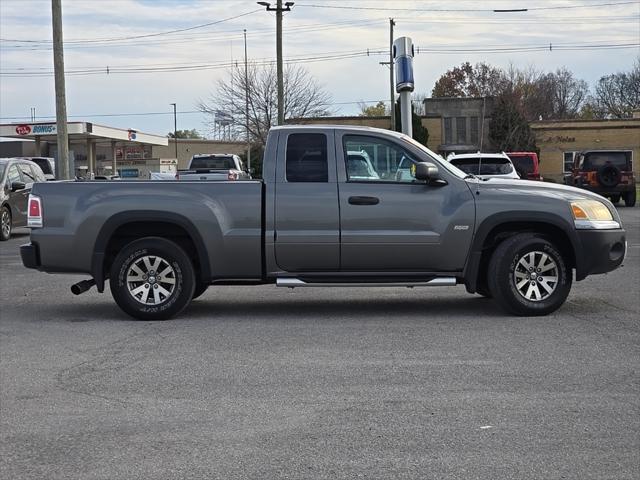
[476, 285, 493, 298]
[610, 194, 621, 205]
[109, 237, 195, 320]
[487, 233, 572, 316]
[0, 206, 11, 241]
[624, 189, 636, 207]
[596, 165, 621, 188]
[192, 281, 209, 300]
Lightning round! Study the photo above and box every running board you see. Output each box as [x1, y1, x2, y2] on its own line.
[276, 277, 457, 288]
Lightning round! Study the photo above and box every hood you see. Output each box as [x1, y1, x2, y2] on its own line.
[470, 177, 612, 203]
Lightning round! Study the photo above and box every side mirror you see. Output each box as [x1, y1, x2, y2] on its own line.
[414, 162, 439, 182]
[11, 181, 26, 192]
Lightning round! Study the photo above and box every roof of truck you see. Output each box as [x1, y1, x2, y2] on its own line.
[273, 124, 406, 138]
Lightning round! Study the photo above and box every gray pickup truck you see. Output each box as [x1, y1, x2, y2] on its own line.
[21, 125, 626, 320]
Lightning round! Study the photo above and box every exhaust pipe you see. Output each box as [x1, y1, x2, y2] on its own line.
[71, 279, 96, 295]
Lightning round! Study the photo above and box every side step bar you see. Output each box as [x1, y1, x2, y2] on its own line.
[276, 277, 457, 288]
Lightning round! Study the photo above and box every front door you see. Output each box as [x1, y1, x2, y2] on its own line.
[337, 133, 475, 272]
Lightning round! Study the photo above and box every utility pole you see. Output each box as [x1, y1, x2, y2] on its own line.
[51, 0, 70, 180]
[257, 1, 294, 126]
[244, 29, 251, 172]
[389, 18, 395, 130]
[170, 103, 177, 159]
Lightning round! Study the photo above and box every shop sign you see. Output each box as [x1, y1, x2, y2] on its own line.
[15, 124, 57, 135]
[15, 125, 31, 135]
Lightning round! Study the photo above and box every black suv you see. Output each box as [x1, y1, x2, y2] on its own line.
[1, 158, 47, 240]
[569, 150, 636, 207]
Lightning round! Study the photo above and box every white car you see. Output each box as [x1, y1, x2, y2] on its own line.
[447, 152, 521, 180]
[346, 150, 380, 180]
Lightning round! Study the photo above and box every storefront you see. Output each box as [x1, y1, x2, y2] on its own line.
[0, 121, 169, 178]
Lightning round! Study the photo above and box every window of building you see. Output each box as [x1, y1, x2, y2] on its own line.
[470, 117, 479, 144]
[444, 117, 453, 144]
[456, 117, 467, 144]
[563, 152, 576, 172]
[285, 133, 328, 182]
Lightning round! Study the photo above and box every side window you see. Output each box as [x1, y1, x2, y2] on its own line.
[343, 135, 418, 183]
[7, 165, 22, 186]
[19, 163, 37, 183]
[285, 133, 328, 182]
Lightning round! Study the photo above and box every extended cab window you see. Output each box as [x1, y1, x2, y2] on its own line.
[286, 133, 328, 182]
[343, 135, 418, 183]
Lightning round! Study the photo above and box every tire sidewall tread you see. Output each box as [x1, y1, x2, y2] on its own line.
[109, 237, 195, 320]
[488, 233, 571, 316]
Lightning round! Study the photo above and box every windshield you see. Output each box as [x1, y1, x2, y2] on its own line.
[398, 135, 468, 179]
[190, 156, 235, 170]
[508, 155, 535, 174]
[451, 157, 514, 175]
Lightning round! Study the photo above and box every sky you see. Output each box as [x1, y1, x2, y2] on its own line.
[1, 0, 639, 138]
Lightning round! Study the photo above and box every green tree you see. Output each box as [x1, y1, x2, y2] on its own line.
[359, 101, 387, 116]
[393, 99, 429, 146]
[167, 129, 203, 139]
[489, 93, 537, 152]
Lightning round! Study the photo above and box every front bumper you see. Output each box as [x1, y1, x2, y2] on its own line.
[20, 242, 40, 269]
[575, 229, 626, 280]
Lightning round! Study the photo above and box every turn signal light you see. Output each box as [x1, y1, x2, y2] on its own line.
[571, 204, 588, 219]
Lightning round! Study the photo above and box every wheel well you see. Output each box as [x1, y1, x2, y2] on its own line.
[103, 221, 203, 282]
[476, 222, 576, 288]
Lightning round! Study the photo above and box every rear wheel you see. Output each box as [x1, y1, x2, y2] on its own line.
[0, 207, 11, 241]
[109, 237, 195, 320]
[610, 194, 621, 204]
[488, 233, 572, 316]
[624, 189, 636, 207]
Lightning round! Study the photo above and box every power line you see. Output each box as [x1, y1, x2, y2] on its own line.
[0, 100, 390, 121]
[295, 1, 639, 12]
[2, 41, 638, 77]
[0, 9, 263, 44]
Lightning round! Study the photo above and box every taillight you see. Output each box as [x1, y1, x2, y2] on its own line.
[228, 170, 240, 181]
[28, 194, 43, 228]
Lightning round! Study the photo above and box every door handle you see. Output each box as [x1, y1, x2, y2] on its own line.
[348, 196, 379, 205]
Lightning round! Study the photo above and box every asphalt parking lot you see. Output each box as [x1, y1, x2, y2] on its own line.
[1, 207, 638, 480]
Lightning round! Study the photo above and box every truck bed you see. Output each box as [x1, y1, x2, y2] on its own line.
[28, 180, 264, 283]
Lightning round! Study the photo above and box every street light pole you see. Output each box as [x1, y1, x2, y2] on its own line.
[170, 103, 177, 160]
[257, 1, 294, 126]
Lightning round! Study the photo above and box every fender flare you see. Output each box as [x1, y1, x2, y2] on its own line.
[91, 211, 211, 292]
[463, 211, 583, 292]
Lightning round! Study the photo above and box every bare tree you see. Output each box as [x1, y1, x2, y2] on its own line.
[198, 63, 332, 145]
[593, 59, 640, 118]
[547, 67, 589, 119]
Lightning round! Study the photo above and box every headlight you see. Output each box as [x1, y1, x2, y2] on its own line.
[570, 200, 619, 229]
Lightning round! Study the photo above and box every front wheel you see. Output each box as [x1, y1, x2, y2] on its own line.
[109, 237, 195, 320]
[487, 233, 572, 316]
